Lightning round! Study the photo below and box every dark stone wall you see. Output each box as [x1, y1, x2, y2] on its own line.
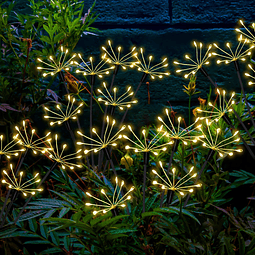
[79, 0, 255, 126]
[10, 0, 255, 127]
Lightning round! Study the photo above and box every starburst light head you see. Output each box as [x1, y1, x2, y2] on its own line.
[236, 20, 255, 44]
[14, 121, 51, 154]
[0, 134, 25, 159]
[196, 89, 235, 122]
[37, 46, 76, 77]
[102, 40, 137, 69]
[158, 108, 201, 145]
[123, 125, 168, 155]
[212, 36, 254, 64]
[97, 82, 137, 110]
[152, 162, 201, 196]
[85, 176, 134, 215]
[77, 117, 125, 154]
[245, 64, 255, 86]
[131, 48, 170, 79]
[44, 95, 83, 126]
[75, 54, 115, 78]
[174, 41, 212, 78]
[197, 119, 243, 157]
[47, 134, 82, 170]
[2, 164, 43, 196]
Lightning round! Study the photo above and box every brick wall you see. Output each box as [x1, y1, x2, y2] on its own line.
[10, 0, 255, 127]
[79, 0, 255, 126]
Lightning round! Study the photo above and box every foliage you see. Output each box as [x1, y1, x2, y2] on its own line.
[0, 2, 255, 255]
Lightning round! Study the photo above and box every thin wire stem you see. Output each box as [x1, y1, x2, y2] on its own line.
[143, 152, 149, 213]
[13, 161, 58, 225]
[0, 148, 28, 227]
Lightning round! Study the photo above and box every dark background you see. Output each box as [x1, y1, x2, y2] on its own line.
[11, 0, 255, 125]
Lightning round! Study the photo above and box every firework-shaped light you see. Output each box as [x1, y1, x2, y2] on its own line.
[44, 95, 83, 126]
[152, 162, 201, 196]
[174, 41, 212, 78]
[47, 134, 82, 169]
[102, 41, 137, 70]
[77, 117, 125, 154]
[158, 109, 201, 145]
[131, 48, 170, 79]
[85, 176, 134, 215]
[37, 46, 76, 77]
[236, 20, 255, 44]
[0, 134, 25, 159]
[1, 164, 42, 196]
[123, 126, 168, 155]
[14, 121, 51, 154]
[198, 119, 242, 157]
[97, 82, 137, 111]
[212, 36, 254, 64]
[196, 89, 235, 122]
[75, 54, 115, 78]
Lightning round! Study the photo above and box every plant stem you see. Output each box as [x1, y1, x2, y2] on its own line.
[0, 191, 18, 227]
[188, 95, 191, 126]
[223, 112, 255, 160]
[0, 148, 28, 227]
[111, 208, 118, 217]
[143, 152, 149, 213]
[199, 67, 217, 88]
[98, 106, 116, 171]
[160, 139, 179, 208]
[90, 75, 95, 169]
[234, 60, 255, 130]
[230, 109, 255, 146]
[14, 161, 58, 225]
[104, 148, 117, 176]
[59, 71, 91, 169]
[119, 73, 148, 127]
[183, 149, 215, 207]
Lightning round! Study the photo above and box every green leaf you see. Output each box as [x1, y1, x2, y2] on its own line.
[28, 218, 37, 232]
[154, 207, 200, 225]
[97, 215, 129, 229]
[50, 231, 59, 246]
[40, 247, 63, 254]
[24, 240, 51, 245]
[59, 207, 70, 218]
[108, 229, 137, 235]
[141, 211, 163, 218]
[238, 231, 245, 255]
[40, 35, 52, 44]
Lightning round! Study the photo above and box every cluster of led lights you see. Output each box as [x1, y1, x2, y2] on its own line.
[173, 41, 212, 78]
[158, 109, 200, 145]
[197, 119, 242, 158]
[4, 21, 255, 215]
[37, 46, 76, 77]
[44, 95, 83, 126]
[0, 134, 25, 159]
[152, 162, 201, 196]
[132, 48, 170, 79]
[97, 82, 137, 110]
[2, 164, 42, 196]
[77, 116, 125, 155]
[196, 89, 235, 123]
[85, 177, 134, 215]
[123, 125, 168, 155]
[102, 40, 137, 69]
